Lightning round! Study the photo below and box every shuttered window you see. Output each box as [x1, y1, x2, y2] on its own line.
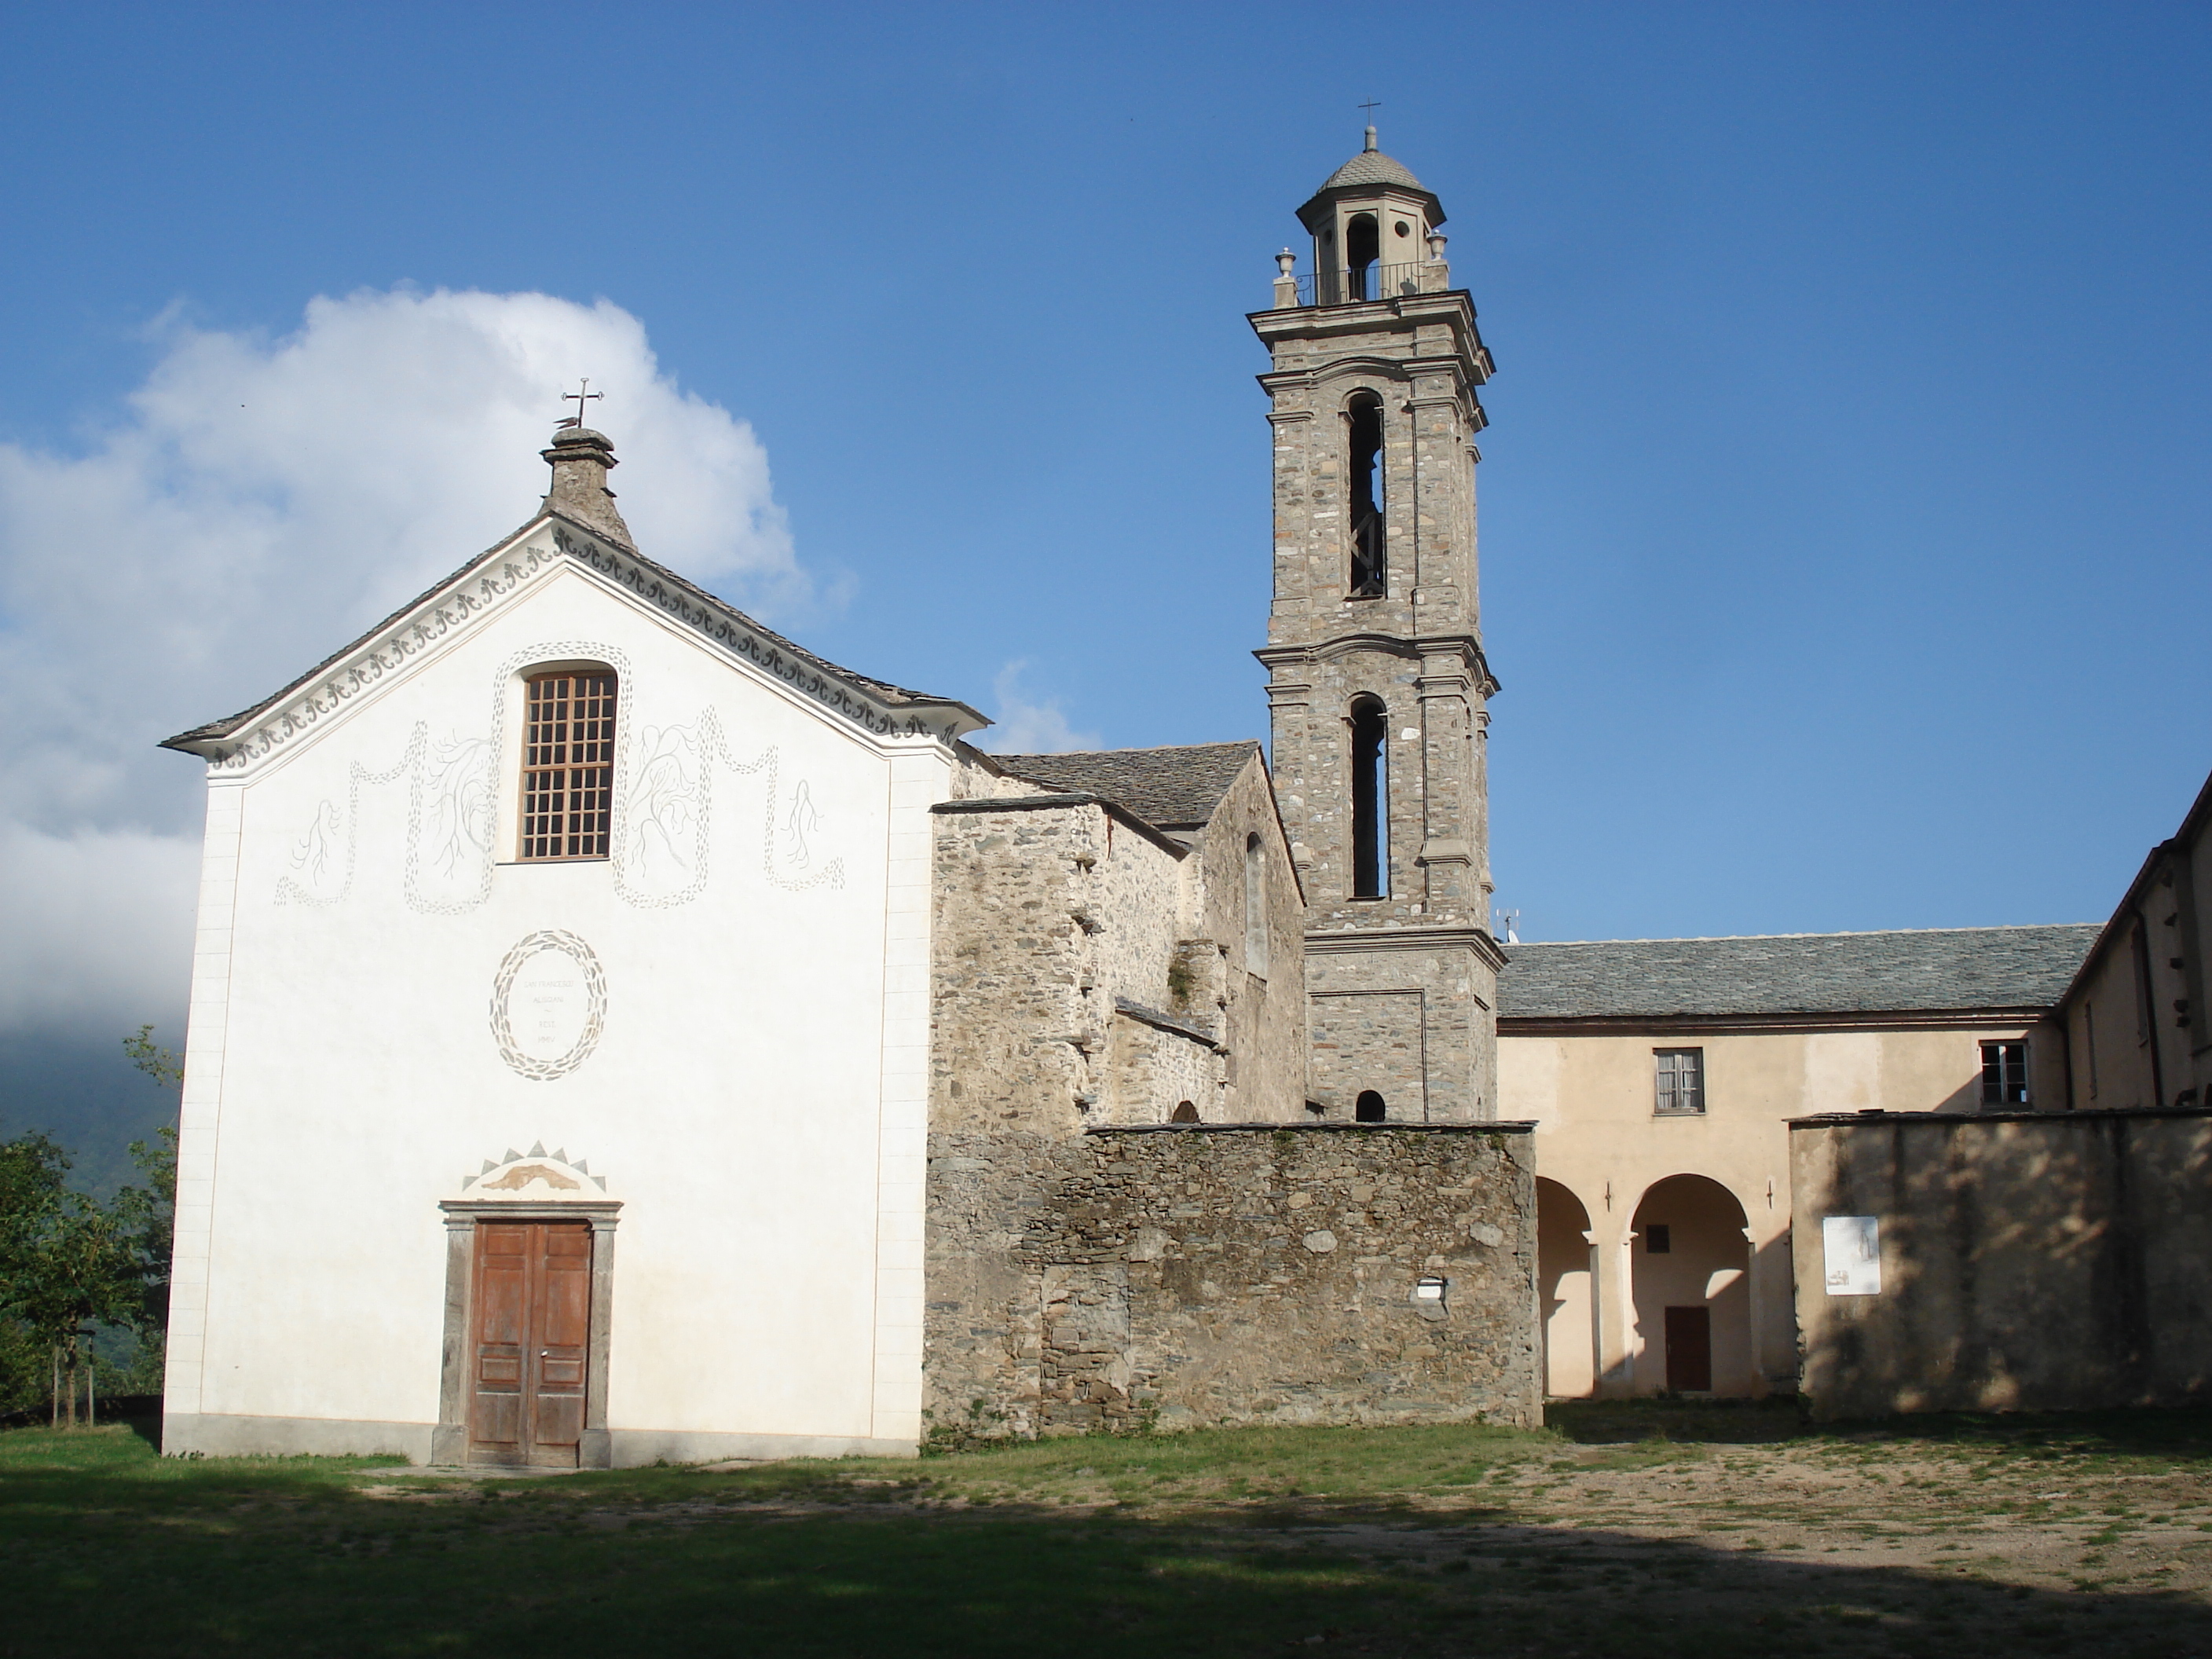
[1654, 1048, 1705, 1115]
[518, 671, 617, 861]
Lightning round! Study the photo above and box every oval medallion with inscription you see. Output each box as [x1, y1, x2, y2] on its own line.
[489, 930, 606, 1081]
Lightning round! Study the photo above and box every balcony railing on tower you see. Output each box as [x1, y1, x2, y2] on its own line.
[1290, 262, 1448, 306]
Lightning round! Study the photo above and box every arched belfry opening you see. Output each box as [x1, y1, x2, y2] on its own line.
[1345, 213, 1380, 301]
[1346, 394, 1385, 598]
[1350, 696, 1389, 899]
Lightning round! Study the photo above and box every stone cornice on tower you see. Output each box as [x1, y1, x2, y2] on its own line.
[1255, 635, 1499, 698]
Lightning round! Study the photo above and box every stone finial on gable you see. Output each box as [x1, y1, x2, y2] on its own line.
[541, 424, 635, 549]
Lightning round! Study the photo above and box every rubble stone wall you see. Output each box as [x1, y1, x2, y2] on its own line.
[921, 1124, 1540, 1442]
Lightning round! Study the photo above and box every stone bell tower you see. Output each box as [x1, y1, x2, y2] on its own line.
[1251, 128, 1505, 1122]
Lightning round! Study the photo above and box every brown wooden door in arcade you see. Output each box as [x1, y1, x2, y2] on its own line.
[468, 1221, 591, 1467]
[1664, 1305, 1712, 1393]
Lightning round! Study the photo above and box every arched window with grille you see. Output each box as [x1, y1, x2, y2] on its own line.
[518, 668, 618, 861]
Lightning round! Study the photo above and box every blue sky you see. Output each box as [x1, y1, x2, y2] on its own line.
[2, 3, 2208, 1166]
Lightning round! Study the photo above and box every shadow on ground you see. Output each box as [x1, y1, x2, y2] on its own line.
[5, 1422, 2212, 1657]
[1550, 1394, 2212, 1457]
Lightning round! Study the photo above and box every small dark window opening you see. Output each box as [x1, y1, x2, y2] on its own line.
[1346, 214, 1379, 300]
[1350, 697, 1389, 899]
[1347, 396, 1385, 597]
[1980, 1041, 2029, 1107]
[1355, 1090, 1386, 1122]
[1170, 1101, 1199, 1123]
[1644, 1224, 1672, 1254]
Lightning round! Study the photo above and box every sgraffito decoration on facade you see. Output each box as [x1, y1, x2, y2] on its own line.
[273, 640, 841, 912]
[273, 722, 501, 914]
[489, 932, 608, 1082]
[614, 706, 845, 907]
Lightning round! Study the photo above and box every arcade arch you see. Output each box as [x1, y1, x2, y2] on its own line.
[1629, 1174, 1752, 1397]
[1535, 1179, 1595, 1399]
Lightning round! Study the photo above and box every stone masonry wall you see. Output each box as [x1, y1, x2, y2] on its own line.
[1307, 939, 1500, 1122]
[1188, 752, 1310, 1121]
[923, 1124, 1539, 1442]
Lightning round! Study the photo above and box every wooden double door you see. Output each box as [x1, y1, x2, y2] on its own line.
[468, 1221, 591, 1467]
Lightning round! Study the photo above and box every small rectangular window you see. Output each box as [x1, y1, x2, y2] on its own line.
[1654, 1049, 1705, 1115]
[519, 671, 618, 861]
[1980, 1040, 2029, 1107]
[1644, 1224, 1672, 1254]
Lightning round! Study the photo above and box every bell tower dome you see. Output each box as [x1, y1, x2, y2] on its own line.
[1298, 127, 1448, 306]
[1251, 129, 1503, 1123]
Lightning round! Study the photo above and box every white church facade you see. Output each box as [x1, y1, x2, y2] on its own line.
[159, 427, 995, 1463]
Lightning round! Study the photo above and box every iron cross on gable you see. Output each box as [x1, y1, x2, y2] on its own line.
[557, 379, 603, 430]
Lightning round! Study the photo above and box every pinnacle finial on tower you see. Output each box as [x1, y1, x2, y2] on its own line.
[1364, 125, 1378, 152]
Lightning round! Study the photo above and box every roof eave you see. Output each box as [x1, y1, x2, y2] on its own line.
[1295, 180, 1446, 234]
[158, 507, 987, 764]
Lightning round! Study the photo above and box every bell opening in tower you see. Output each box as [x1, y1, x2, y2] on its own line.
[1345, 214, 1380, 302]
[1347, 395, 1386, 597]
[1350, 696, 1390, 899]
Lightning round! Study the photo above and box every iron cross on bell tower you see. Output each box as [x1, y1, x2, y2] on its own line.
[1251, 128, 1503, 1124]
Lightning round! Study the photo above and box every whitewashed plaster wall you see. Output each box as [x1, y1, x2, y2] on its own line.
[164, 547, 950, 1462]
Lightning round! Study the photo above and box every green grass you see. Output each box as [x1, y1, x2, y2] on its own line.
[6, 1408, 2212, 1656]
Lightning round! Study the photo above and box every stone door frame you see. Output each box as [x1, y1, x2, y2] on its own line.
[433, 1199, 621, 1467]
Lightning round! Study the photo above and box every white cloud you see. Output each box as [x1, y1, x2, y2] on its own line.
[0, 824, 200, 1040]
[0, 287, 804, 1035]
[974, 661, 1101, 755]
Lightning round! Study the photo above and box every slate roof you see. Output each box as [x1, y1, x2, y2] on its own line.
[1317, 148, 1425, 193]
[991, 742, 1261, 830]
[1498, 925, 2102, 1024]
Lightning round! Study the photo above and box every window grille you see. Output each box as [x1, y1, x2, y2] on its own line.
[1980, 1041, 2029, 1107]
[1654, 1049, 1705, 1115]
[518, 671, 618, 861]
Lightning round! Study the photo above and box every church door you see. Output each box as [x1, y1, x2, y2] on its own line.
[468, 1221, 591, 1467]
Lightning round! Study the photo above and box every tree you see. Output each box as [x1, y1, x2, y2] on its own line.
[0, 1133, 137, 1425]
[116, 1027, 180, 1337]
[0, 1028, 184, 1423]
